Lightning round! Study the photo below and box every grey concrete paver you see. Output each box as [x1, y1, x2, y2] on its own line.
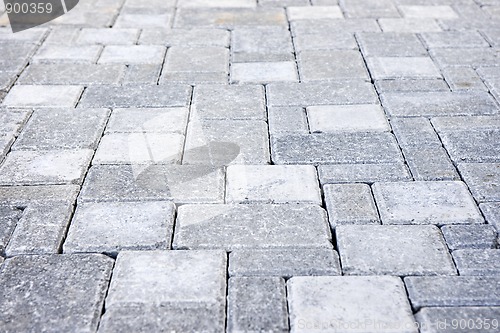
[441, 225, 498, 251]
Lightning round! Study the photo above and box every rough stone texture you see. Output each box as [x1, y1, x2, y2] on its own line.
[231, 62, 298, 84]
[372, 181, 484, 225]
[415, 307, 500, 333]
[405, 276, 500, 309]
[442, 225, 498, 251]
[288, 276, 418, 333]
[64, 202, 175, 255]
[173, 204, 332, 250]
[366, 57, 441, 80]
[2, 85, 83, 108]
[318, 163, 412, 184]
[0, 254, 113, 332]
[440, 131, 500, 164]
[357, 32, 427, 57]
[337, 225, 456, 276]
[105, 107, 188, 134]
[291, 19, 381, 35]
[324, 184, 380, 226]
[458, 163, 500, 202]
[99, 251, 227, 332]
[298, 50, 369, 81]
[227, 277, 288, 333]
[229, 248, 341, 277]
[0, 185, 80, 204]
[226, 165, 322, 204]
[452, 249, 500, 276]
[79, 163, 224, 203]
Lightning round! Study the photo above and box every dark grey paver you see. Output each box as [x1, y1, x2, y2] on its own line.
[375, 79, 449, 93]
[458, 163, 500, 202]
[402, 146, 460, 181]
[453, 249, 500, 276]
[442, 225, 498, 251]
[415, 307, 500, 333]
[441, 132, 500, 164]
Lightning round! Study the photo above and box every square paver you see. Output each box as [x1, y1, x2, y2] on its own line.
[337, 225, 457, 276]
[372, 181, 483, 225]
[98, 45, 166, 64]
[2, 85, 83, 108]
[105, 107, 188, 134]
[226, 165, 321, 204]
[231, 62, 298, 84]
[366, 57, 441, 80]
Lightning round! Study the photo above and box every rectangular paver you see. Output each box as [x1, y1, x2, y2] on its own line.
[2, 85, 83, 108]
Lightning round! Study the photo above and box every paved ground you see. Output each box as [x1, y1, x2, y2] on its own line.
[0, 0, 500, 332]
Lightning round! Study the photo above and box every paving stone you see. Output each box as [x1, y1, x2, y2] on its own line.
[458, 163, 500, 202]
[403, 146, 459, 181]
[432, 115, 500, 132]
[378, 18, 442, 32]
[375, 79, 450, 92]
[0, 71, 17, 91]
[287, 6, 343, 20]
[0, 185, 80, 204]
[0, 205, 23, 256]
[174, 8, 287, 28]
[163, 46, 228, 74]
[268, 107, 309, 134]
[192, 85, 265, 120]
[337, 225, 456, 275]
[390, 117, 442, 147]
[415, 307, 500, 333]
[480, 202, 500, 237]
[442, 67, 487, 91]
[324, 184, 380, 226]
[98, 45, 166, 64]
[0, 27, 48, 44]
[307, 104, 390, 133]
[429, 48, 500, 67]
[441, 129, 500, 163]
[19, 63, 126, 85]
[140, 28, 230, 47]
[228, 277, 288, 333]
[93, 133, 184, 165]
[79, 164, 224, 204]
[3, 85, 83, 108]
[380, 92, 499, 117]
[161, 71, 229, 84]
[366, 57, 441, 80]
[357, 32, 427, 57]
[442, 224, 498, 251]
[399, 5, 459, 18]
[232, 27, 293, 62]
[0, 150, 93, 186]
[173, 204, 332, 250]
[32, 45, 102, 63]
[405, 276, 500, 309]
[106, 107, 188, 134]
[288, 276, 417, 333]
[373, 181, 483, 225]
[293, 32, 358, 52]
[452, 249, 500, 276]
[99, 250, 226, 332]
[114, 13, 173, 29]
[260, 0, 309, 6]
[64, 201, 174, 255]
[231, 62, 298, 84]
[13, 108, 109, 151]
[122, 64, 162, 84]
[229, 248, 341, 277]
[420, 31, 490, 48]
[177, 0, 256, 7]
[0, 108, 31, 136]
[267, 81, 378, 106]
[298, 50, 369, 81]
[341, 0, 400, 18]
[226, 165, 322, 204]
[76, 28, 140, 45]
[271, 132, 402, 165]
[318, 163, 412, 184]
[291, 19, 381, 35]
[183, 119, 269, 165]
[0, 254, 113, 332]
[79, 84, 191, 108]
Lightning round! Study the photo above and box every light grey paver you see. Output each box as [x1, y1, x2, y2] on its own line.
[402, 146, 459, 181]
[442, 67, 487, 91]
[293, 32, 358, 52]
[298, 50, 369, 81]
[324, 184, 380, 226]
[174, 8, 287, 28]
[33, 44, 102, 63]
[405, 276, 500, 309]
[173, 204, 332, 250]
[442, 225, 498, 251]
[458, 163, 500, 202]
[480, 203, 500, 239]
[163, 46, 229, 73]
[291, 19, 381, 35]
[76, 28, 140, 45]
[139, 28, 230, 47]
[432, 115, 500, 132]
[288, 276, 418, 333]
[0, 254, 113, 332]
[231, 62, 298, 84]
[441, 129, 500, 164]
[415, 307, 500, 333]
[341, 0, 400, 18]
[357, 32, 427, 57]
[64, 201, 175, 255]
[231, 27, 293, 62]
[226, 165, 322, 205]
[373, 181, 483, 225]
[122, 64, 162, 84]
[229, 248, 341, 277]
[287, 6, 343, 20]
[0, 150, 93, 186]
[378, 18, 442, 32]
[99, 250, 226, 332]
[227, 277, 288, 333]
[268, 107, 309, 134]
[453, 249, 500, 276]
[79, 165, 224, 204]
[2, 85, 83, 108]
[177, 0, 256, 8]
[0, 205, 23, 256]
[318, 163, 412, 184]
[105, 107, 189, 134]
[337, 225, 456, 276]
[366, 57, 441, 80]
[429, 48, 500, 68]
[98, 45, 166, 64]
[399, 5, 459, 19]
[375, 79, 449, 93]
[390, 117, 442, 147]
[113, 12, 173, 29]
[0, 108, 31, 136]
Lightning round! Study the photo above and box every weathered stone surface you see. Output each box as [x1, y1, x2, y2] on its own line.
[480, 203, 500, 237]
[64, 201, 175, 255]
[33, 44, 102, 63]
[337, 225, 456, 276]
[324, 184, 380, 226]
[0, 150, 93, 186]
[77, 28, 140, 45]
[307, 104, 390, 132]
[391, 117, 442, 147]
[98, 45, 166, 64]
[183, 119, 270, 165]
[318, 163, 412, 184]
[226, 165, 321, 204]
[405, 276, 500, 309]
[13, 108, 109, 150]
[140, 28, 230, 47]
[3, 85, 83, 108]
[441, 132, 500, 164]
[231, 62, 298, 84]
[0, 254, 113, 332]
[442, 225, 498, 251]
[232, 27, 293, 62]
[105, 107, 188, 134]
[268, 107, 309, 134]
[402, 146, 460, 181]
[373, 181, 483, 225]
[271, 132, 403, 165]
[458, 163, 500, 202]
[0, 108, 31, 136]
[366, 57, 441, 80]
[0, 205, 23, 256]
[415, 307, 500, 333]
[357, 32, 427, 57]
[229, 248, 341, 277]
[99, 250, 227, 332]
[453, 249, 500, 276]
[267, 81, 378, 106]
[192, 85, 265, 120]
[175, 8, 287, 28]
[79, 165, 225, 204]
[298, 50, 369, 81]
[378, 18, 442, 32]
[375, 79, 449, 93]
[380, 92, 499, 117]
[79, 84, 191, 108]
[173, 204, 332, 250]
[228, 277, 289, 333]
[288, 276, 417, 333]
